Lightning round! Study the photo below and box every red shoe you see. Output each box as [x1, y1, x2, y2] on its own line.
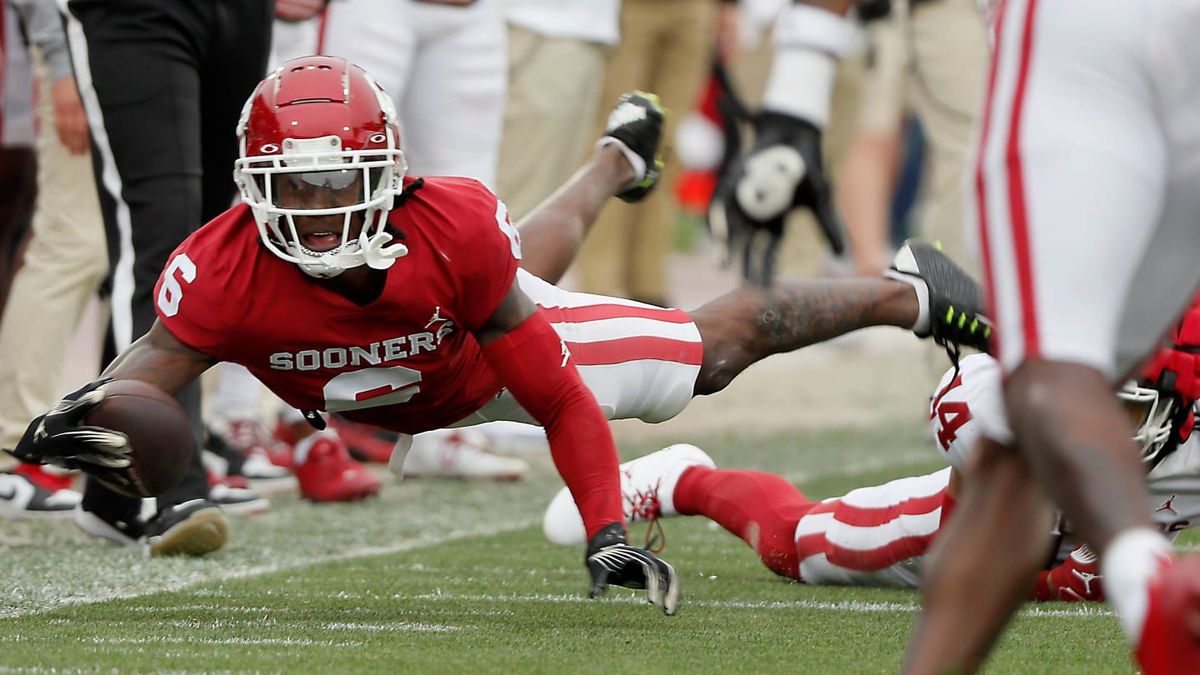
[221, 418, 294, 470]
[328, 415, 398, 464]
[294, 434, 381, 503]
[1136, 554, 1200, 675]
[207, 470, 251, 490]
[15, 463, 74, 492]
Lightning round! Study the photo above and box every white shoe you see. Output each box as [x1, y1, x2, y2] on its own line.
[0, 472, 80, 518]
[542, 443, 715, 547]
[241, 450, 293, 482]
[402, 429, 529, 481]
[208, 481, 271, 516]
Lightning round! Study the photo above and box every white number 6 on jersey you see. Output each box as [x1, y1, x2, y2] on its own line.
[157, 253, 197, 317]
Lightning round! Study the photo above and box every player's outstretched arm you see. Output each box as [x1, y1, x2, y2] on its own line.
[517, 92, 665, 284]
[474, 282, 681, 614]
[102, 320, 216, 394]
[6, 320, 214, 470]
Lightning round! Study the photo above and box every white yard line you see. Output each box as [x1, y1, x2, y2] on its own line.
[0, 521, 535, 620]
[392, 591, 1115, 618]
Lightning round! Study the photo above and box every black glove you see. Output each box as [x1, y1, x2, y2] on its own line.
[708, 112, 844, 285]
[6, 378, 131, 471]
[585, 522, 681, 616]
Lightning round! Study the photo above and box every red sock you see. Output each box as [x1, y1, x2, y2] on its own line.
[674, 466, 815, 580]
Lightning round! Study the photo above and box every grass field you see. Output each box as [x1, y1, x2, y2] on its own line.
[0, 422, 1175, 674]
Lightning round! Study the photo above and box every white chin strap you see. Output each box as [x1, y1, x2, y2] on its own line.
[294, 230, 409, 279]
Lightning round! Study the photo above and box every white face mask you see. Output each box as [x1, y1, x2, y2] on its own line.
[235, 135, 409, 277]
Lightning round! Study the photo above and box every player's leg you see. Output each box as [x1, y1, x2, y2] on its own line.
[906, 0, 1200, 670]
[397, 2, 506, 187]
[540, 442, 809, 578]
[905, 440, 1055, 673]
[64, 0, 206, 536]
[516, 144, 636, 285]
[673, 464, 814, 580]
[319, 0, 415, 128]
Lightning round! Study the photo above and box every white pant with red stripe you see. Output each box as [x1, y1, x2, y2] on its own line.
[794, 468, 952, 587]
[973, 0, 1200, 380]
[453, 270, 704, 426]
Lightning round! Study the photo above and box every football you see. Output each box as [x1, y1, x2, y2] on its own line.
[83, 379, 193, 497]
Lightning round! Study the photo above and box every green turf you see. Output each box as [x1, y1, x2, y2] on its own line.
[0, 425, 1161, 673]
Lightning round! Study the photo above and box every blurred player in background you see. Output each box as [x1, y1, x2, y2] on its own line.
[59, 0, 273, 555]
[577, 0, 737, 307]
[0, 0, 92, 518]
[495, 0, 621, 222]
[544, 336, 1200, 604]
[321, 0, 507, 187]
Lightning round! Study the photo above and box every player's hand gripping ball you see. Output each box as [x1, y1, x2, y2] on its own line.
[8, 378, 192, 497]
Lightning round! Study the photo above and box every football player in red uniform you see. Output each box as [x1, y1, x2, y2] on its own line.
[7, 56, 985, 612]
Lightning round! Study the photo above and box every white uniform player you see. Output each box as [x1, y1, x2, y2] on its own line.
[801, 353, 1200, 588]
[545, 352, 1200, 594]
[319, 0, 507, 189]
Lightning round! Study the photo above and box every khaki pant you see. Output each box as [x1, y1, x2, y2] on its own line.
[497, 26, 609, 222]
[576, 0, 717, 304]
[0, 62, 107, 456]
[907, 0, 989, 276]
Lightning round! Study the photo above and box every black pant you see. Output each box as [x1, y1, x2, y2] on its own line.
[63, 0, 272, 518]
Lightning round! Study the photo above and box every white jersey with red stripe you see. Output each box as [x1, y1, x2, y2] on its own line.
[933, 353, 1200, 552]
[793, 352, 1200, 588]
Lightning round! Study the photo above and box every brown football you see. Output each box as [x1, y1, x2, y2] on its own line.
[83, 379, 193, 497]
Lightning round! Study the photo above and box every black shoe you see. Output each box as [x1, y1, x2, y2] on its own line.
[600, 91, 665, 203]
[143, 499, 229, 557]
[887, 240, 993, 356]
[74, 493, 144, 546]
[0, 471, 80, 518]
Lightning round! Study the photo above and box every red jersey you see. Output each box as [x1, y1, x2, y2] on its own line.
[154, 177, 522, 434]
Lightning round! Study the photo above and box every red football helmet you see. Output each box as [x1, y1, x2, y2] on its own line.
[234, 56, 407, 278]
[1119, 296, 1200, 463]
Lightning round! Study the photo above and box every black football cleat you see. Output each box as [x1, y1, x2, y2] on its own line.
[143, 499, 229, 557]
[600, 91, 666, 203]
[887, 240, 993, 356]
